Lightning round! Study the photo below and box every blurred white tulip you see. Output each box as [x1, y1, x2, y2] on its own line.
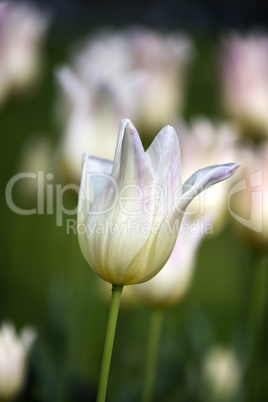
[121, 28, 194, 133]
[133, 216, 210, 307]
[220, 33, 268, 138]
[71, 28, 194, 133]
[0, 1, 49, 105]
[229, 141, 268, 249]
[177, 117, 241, 232]
[202, 346, 242, 400]
[0, 322, 36, 400]
[56, 28, 194, 183]
[56, 66, 122, 183]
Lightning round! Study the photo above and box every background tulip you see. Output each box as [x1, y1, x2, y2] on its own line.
[0, 1, 49, 105]
[56, 66, 121, 183]
[220, 33, 268, 138]
[55, 28, 193, 183]
[202, 346, 242, 400]
[229, 142, 268, 249]
[178, 117, 241, 232]
[133, 216, 210, 307]
[0, 323, 36, 400]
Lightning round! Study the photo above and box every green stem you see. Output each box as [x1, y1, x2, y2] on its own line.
[246, 254, 268, 402]
[143, 308, 164, 402]
[97, 284, 123, 402]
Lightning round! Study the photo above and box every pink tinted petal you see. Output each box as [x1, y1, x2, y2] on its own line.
[84, 122, 156, 283]
[78, 153, 113, 216]
[56, 66, 87, 105]
[146, 125, 181, 188]
[179, 162, 241, 213]
[136, 162, 240, 283]
[77, 153, 113, 264]
[146, 125, 182, 219]
[82, 153, 113, 202]
[111, 118, 132, 176]
[118, 122, 154, 188]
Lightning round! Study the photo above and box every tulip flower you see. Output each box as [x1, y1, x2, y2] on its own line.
[72, 28, 193, 135]
[220, 33, 268, 138]
[78, 119, 240, 402]
[0, 1, 49, 105]
[56, 28, 193, 183]
[132, 215, 212, 402]
[0, 323, 36, 400]
[178, 117, 240, 232]
[78, 119, 240, 286]
[124, 28, 194, 134]
[56, 66, 122, 183]
[133, 216, 209, 307]
[229, 141, 268, 249]
[202, 346, 242, 399]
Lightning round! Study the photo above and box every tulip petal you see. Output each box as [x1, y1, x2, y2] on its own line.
[86, 123, 183, 284]
[82, 153, 113, 202]
[118, 122, 154, 187]
[111, 118, 132, 176]
[78, 152, 113, 218]
[131, 216, 182, 284]
[145, 125, 182, 221]
[77, 153, 113, 263]
[146, 124, 181, 188]
[56, 66, 88, 105]
[134, 163, 240, 284]
[179, 162, 241, 213]
[84, 122, 156, 284]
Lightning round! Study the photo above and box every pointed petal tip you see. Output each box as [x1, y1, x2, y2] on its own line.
[124, 119, 140, 139]
[211, 162, 241, 184]
[120, 118, 133, 130]
[160, 124, 175, 133]
[224, 162, 241, 176]
[165, 124, 175, 130]
[163, 124, 179, 140]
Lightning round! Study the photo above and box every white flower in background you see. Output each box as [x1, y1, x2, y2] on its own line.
[202, 346, 242, 399]
[0, 1, 49, 105]
[56, 66, 121, 183]
[229, 141, 268, 249]
[71, 28, 194, 132]
[178, 117, 241, 231]
[132, 216, 211, 307]
[0, 323, 36, 400]
[121, 28, 194, 133]
[220, 33, 268, 138]
[56, 28, 193, 183]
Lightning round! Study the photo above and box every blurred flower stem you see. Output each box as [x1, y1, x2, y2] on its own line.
[143, 308, 164, 402]
[246, 252, 268, 402]
[97, 284, 123, 402]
